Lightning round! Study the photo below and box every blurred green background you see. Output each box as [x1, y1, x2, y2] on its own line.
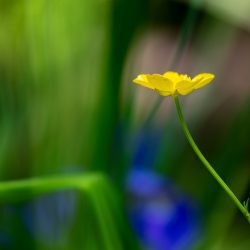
[0, 0, 249, 249]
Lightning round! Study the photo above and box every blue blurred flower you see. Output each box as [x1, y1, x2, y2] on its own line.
[0, 231, 11, 247]
[126, 169, 202, 250]
[21, 190, 77, 247]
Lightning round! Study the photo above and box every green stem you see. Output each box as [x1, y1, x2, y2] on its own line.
[173, 95, 250, 224]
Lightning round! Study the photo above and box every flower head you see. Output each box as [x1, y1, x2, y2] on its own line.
[133, 71, 214, 96]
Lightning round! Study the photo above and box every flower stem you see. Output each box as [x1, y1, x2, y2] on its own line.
[173, 95, 250, 224]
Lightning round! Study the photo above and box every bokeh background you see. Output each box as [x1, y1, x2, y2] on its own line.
[0, 0, 249, 249]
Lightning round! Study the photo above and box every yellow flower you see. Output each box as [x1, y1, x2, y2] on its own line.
[133, 71, 215, 96]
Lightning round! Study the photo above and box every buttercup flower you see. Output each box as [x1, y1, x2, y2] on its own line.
[133, 70, 250, 224]
[133, 71, 214, 96]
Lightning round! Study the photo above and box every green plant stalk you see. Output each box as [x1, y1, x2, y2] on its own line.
[0, 173, 139, 249]
[173, 95, 250, 224]
[0, 173, 106, 203]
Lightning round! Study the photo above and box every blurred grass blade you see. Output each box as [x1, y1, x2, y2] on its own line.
[0, 173, 139, 249]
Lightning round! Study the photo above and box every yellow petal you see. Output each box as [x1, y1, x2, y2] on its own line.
[163, 71, 180, 78]
[176, 80, 196, 95]
[191, 74, 204, 84]
[180, 74, 191, 81]
[146, 74, 174, 92]
[155, 90, 172, 96]
[177, 87, 195, 95]
[133, 74, 154, 89]
[163, 71, 181, 84]
[192, 73, 215, 90]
